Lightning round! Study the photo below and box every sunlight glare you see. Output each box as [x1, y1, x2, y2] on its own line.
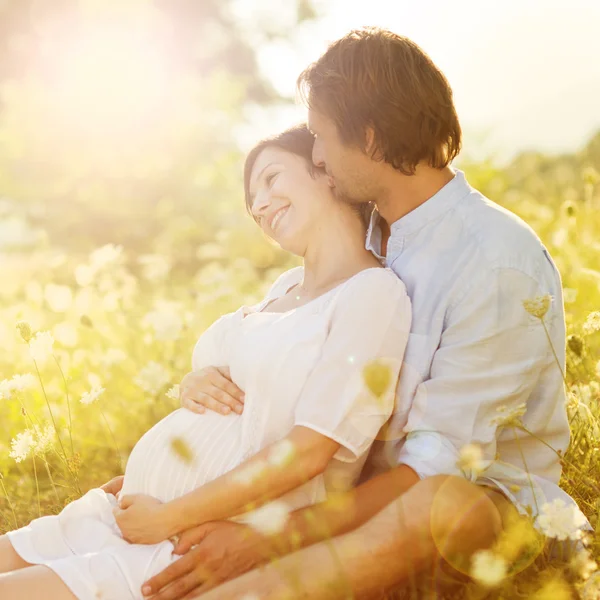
[41, 21, 174, 140]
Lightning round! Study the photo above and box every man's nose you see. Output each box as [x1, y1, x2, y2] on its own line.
[312, 140, 325, 168]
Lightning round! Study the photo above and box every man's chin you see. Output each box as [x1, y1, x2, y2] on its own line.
[334, 188, 368, 207]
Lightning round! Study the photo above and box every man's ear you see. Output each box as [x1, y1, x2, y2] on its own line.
[364, 126, 383, 161]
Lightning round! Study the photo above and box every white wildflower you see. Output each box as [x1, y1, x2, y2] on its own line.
[536, 498, 588, 541]
[75, 264, 95, 287]
[490, 403, 527, 427]
[470, 550, 507, 587]
[563, 288, 578, 304]
[89, 244, 123, 270]
[32, 424, 55, 454]
[245, 501, 290, 536]
[196, 243, 224, 261]
[53, 322, 78, 347]
[573, 383, 593, 406]
[551, 228, 568, 248]
[232, 460, 268, 486]
[582, 571, 600, 600]
[134, 361, 171, 395]
[29, 331, 55, 364]
[142, 302, 184, 342]
[583, 311, 600, 335]
[87, 373, 102, 388]
[570, 548, 598, 580]
[81, 385, 105, 405]
[25, 281, 43, 304]
[457, 444, 487, 477]
[522, 295, 552, 319]
[44, 284, 73, 313]
[101, 291, 120, 312]
[138, 254, 171, 282]
[11, 373, 37, 392]
[268, 439, 296, 467]
[0, 379, 12, 400]
[102, 348, 127, 368]
[9, 430, 36, 462]
[166, 385, 180, 401]
[0, 373, 36, 400]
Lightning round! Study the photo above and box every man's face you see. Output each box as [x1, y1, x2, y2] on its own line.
[307, 108, 379, 205]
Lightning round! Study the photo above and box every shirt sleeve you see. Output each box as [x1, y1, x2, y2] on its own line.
[294, 269, 412, 463]
[397, 266, 563, 480]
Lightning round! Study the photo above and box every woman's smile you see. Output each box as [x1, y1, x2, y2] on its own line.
[269, 205, 290, 232]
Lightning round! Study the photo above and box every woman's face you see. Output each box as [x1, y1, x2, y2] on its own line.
[248, 146, 334, 255]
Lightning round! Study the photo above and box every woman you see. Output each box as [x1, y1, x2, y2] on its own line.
[0, 124, 411, 599]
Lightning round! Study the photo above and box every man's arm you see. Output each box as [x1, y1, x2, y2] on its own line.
[276, 463, 420, 553]
[141, 465, 419, 599]
[188, 472, 505, 600]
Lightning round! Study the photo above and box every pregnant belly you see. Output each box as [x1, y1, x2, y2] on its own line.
[121, 408, 246, 503]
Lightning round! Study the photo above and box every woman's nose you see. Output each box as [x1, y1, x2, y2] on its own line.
[251, 189, 270, 218]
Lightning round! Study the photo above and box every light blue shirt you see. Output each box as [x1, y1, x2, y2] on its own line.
[364, 169, 574, 515]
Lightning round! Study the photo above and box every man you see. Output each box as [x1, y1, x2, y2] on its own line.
[109, 27, 577, 599]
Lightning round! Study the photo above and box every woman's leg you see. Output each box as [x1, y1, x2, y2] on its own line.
[0, 564, 77, 599]
[0, 535, 32, 573]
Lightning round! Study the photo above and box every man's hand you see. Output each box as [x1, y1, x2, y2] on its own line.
[141, 521, 274, 599]
[100, 475, 124, 496]
[180, 367, 245, 416]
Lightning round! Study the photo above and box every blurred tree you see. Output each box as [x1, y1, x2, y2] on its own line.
[0, 0, 316, 268]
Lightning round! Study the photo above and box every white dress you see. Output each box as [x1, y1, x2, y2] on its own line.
[7, 266, 411, 600]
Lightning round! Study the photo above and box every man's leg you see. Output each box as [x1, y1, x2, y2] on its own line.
[0, 535, 32, 573]
[193, 475, 513, 600]
[0, 565, 77, 599]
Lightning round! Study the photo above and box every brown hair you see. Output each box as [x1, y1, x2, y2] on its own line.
[297, 27, 462, 176]
[244, 124, 320, 219]
[243, 124, 372, 226]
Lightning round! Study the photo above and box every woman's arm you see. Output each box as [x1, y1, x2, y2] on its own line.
[115, 426, 340, 543]
[164, 426, 339, 536]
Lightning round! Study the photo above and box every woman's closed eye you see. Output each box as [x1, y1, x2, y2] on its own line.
[265, 172, 279, 187]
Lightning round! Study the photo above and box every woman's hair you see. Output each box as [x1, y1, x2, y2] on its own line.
[297, 27, 462, 176]
[243, 123, 319, 217]
[243, 124, 372, 227]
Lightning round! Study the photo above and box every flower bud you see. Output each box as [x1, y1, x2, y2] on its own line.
[567, 334, 584, 357]
[583, 166, 599, 186]
[522, 295, 552, 319]
[362, 360, 392, 398]
[15, 321, 33, 343]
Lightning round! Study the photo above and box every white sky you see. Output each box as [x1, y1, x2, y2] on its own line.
[234, 0, 600, 162]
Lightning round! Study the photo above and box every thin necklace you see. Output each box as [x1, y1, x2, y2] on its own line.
[294, 275, 351, 300]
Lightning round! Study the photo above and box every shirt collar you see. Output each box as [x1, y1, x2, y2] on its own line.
[365, 169, 471, 260]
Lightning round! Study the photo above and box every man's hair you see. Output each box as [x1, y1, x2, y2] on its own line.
[297, 27, 462, 175]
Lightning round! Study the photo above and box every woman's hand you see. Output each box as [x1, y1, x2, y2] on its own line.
[113, 494, 174, 544]
[100, 475, 124, 496]
[180, 367, 245, 416]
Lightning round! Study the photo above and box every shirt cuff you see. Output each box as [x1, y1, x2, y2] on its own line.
[397, 431, 463, 479]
